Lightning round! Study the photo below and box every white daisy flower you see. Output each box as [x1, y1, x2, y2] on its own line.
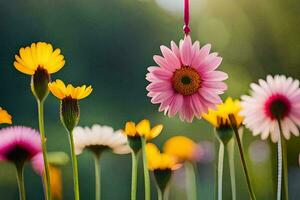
[240, 75, 300, 142]
[73, 124, 131, 155]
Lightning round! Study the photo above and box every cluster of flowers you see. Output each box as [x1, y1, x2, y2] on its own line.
[0, 35, 299, 200]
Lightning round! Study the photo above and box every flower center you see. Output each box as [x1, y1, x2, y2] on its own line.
[264, 94, 291, 120]
[172, 66, 201, 96]
[5, 145, 31, 165]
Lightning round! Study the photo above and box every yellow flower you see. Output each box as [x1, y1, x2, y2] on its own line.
[124, 119, 163, 140]
[0, 108, 12, 124]
[49, 165, 63, 200]
[163, 136, 198, 162]
[48, 79, 93, 100]
[202, 97, 243, 128]
[146, 143, 179, 171]
[14, 42, 65, 75]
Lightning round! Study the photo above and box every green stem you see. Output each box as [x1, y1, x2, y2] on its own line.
[37, 100, 51, 200]
[131, 151, 139, 200]
[94, 154, 101, 200]
[141, 137, 150, 200]
[277, 119, 289, 200]
[185, 162, 197, 200]
[68, 131, 80, 200]
[217, 142, 224, 200]
[227, 138, 236, 200]
[16, 165, 26, 200]
[229, 114, 256, 200]
[157, 185, 163, 200]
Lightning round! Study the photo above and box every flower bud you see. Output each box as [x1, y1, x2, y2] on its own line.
[31, 67, 50, 101]
[60, 98, 80, 132]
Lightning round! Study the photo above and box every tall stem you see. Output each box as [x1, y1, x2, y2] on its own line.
[141, 137, 150, 200]
[16, 165, 26, 200]
[68, 131, 80, 200]
[157, 185, 163, 200]
[185, 162, 197, 200]
[277, 119, 289, 200]
[229, 115, 256, 200]
[227, 139, 236, 200]
[94, 154, 101, 200]
[131, 151, 139, 200]
[37, 100, 51, 200]
[217, 142, 224, 200]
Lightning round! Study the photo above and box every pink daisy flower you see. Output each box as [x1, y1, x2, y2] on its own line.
[240, 75, 300, 142]
[0, 126, 42, 166]
[146, 35, 228, 122]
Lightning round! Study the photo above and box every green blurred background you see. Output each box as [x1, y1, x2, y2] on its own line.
[0, 0, 300, 199]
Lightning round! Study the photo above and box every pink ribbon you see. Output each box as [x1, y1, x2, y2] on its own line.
[183, 0, 190, 34]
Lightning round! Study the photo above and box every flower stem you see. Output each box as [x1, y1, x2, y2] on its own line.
[229, 114, 256, 200]
[131, 151, 139, 200]
[157, 185, 163, 200]
[68, 131, 80, 200]
[16, 165, 26, 200]
[217, 142, 224, 200]
[94, 154, 101, 200]
[141, 137, 150, 200]
[227, 138, 236, 200]
[37, 100, 51, 200]
[277, 119, 289, 200]
[185, 162, 197, 200]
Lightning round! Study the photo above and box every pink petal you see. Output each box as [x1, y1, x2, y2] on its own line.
[153, 55, 174, 71]
[168, 94, 183, 117]
[146, 82, 172, 92]
[160, 45, 181, 69]
[202, 71, 228, 82]
[151, 91, 174, 104]
[180, 35, 193, 66]
[197, 54, 222, 73]
[191, 44, 211, 67]
[191, 94, 204, 115]
[201, 81, 227, 91]
[171, 41, 181, 62]
[198, 89, 222, 104]
[146, 67, 173, 81]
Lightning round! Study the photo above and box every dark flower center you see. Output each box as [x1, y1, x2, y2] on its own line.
[264, 94, 291, 120]
[4, 145, 31, 165]
[172, 66, 201, 96]
[86, 145, 108, 156]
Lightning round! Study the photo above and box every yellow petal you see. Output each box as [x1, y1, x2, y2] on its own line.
[124, 121, 136, 136]
[0, 108, 12, 124]
[13, 61, 34, 75]
[136, 119, 150, 137]
[148, 124, 163, 140]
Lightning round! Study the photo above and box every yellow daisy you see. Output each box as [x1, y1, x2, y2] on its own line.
[163, 136, 199, 162]
[124, 119, 163, 140]
[202, 97, 243, 128]
[146, 143, 179, 171]
[14, 42, 65, 75]
[48, 79, 93, 100]
[0, 108, 12, 124]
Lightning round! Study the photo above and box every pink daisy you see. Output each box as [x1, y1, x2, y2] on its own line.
[0, 126, 42, 166]
[146, 35, 228, 122]
[240, 75, 300, 142]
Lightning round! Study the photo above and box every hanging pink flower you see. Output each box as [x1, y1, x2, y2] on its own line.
[0, 126, 42, 166]
[146, 35, 228, 122]
[240, 75, 300, 142]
